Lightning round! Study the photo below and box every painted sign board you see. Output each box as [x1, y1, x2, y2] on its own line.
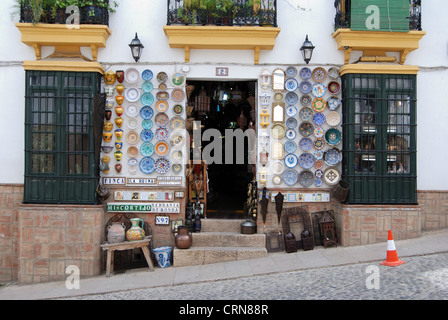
[107, 202, 180, 213]
[351, 0, 409, 32]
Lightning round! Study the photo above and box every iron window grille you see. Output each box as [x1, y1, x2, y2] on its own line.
[341, 74, 417, 204]
[24, 71, 104, 204]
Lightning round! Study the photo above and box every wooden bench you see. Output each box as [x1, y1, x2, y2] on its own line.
[100, 238, 154, 277]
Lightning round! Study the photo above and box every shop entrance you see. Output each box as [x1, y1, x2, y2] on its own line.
[186, 80, 257, 219]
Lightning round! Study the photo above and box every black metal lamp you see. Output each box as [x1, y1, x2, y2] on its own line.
[300, 35, 315, 64]
[129, 33, 144, 62]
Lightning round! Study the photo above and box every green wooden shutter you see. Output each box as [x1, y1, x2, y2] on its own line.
[351, 0, 410, 32]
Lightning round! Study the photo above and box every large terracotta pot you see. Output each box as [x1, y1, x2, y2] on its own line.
[175, 226, 193, 249]
[107, 222, 126, 243]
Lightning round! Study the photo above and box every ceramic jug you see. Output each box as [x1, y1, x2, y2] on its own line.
[126, 218, 145, 241]
[175, 226, 192, 249]
[107, 222, 126, 243]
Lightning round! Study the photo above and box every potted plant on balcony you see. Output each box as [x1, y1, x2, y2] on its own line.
[177, 0, 202, 25]
[11, 0, 45, 24]
[80, 0, 118, 24]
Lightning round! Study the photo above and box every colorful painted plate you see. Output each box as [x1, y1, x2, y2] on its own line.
[156, 91, 169, 101]
[282, 169, 298, 186]
[155, 157, 170, 174]
[140, 92, 154, 106]
[314, 159, 324, 170]
[315, 169, 323, 178]
[125, 68, 139, 83]
[314, 126, 324, 138]
[284, 153, 298, 168]
[173, 104, 183, 115]
[312, 83, 326, 98]
[140, 106, 154, 120]
[299, 137, 313, 151]
[157, 72, 168, 83]
[285, 78, 299, 92]
[139, 157, 156, 174]
[313, 138, 325, 150]
[142, 69, 153, 81]
[171, 72, 185, 87]
[314, 149, 324, 160]
[155, 126, 169, 140]
[299, 153, 315, 169]
[299, 170, 314, 187]
[324, 148, 342, 166]
[125, 88, 140, 102]
[327, 96, 341, 111]
[156, 100, 169, 112]
[140, 142, 154, 157]
[328, 67, 339, 80]
[313, 112, 326, 126]
[169, 116, 185, 131]
[285, 92, 299, 105]
[299, 67, 312, 80]
[171, 88, 185, 102]
[299, 107, 313, 122]
[299, 121, 314, 137]
[312, 67, 327, 83]
[325, 128, 342, 145]
[154, 141, 169, 156]
[170, 132, 185, 148]
[312, 98, 327, 113]
[126, 131, 140, 145]
[155, 112, 169, 127]
[323, 167, 341, 185]
[142, 119, 153, 130]
[299, 81, 312, 94]
[328, 81, 341, 94]
[140, 129, 154, 142]
[142, 81, 153, 93]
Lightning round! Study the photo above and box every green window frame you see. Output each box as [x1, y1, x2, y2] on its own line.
[24, 71, 104, 204]
[342, 73, 417, 204]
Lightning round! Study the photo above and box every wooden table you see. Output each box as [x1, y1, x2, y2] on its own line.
[100, 238, 154, 277]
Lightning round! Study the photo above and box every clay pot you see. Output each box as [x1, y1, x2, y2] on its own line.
[115, 116, 123, 127]
[103, 121, 113, 132]
[104, 71, 116, 85]
[114, 150, 123, 161]
[115, 141, 122, 150]
[114, 129, 123, 140]
[116, 70, 125, 83]
[107, 222, 125, 243]
[175, 226, 192, 249]
[115, 105, 124, 116]
[115, 95, 124, 106]
[102, 132, 113, 142]
[116, 84, 125, 95]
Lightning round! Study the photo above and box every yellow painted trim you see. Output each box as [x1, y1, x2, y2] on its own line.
[23, 60, 104, 74]
[16, 23, 111, 61]
[163, 25, 281, 64]
[339, 64, 419, 76]
[332, 29, 426, 64]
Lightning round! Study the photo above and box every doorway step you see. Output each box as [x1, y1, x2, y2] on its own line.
[173, 219, 267, 267]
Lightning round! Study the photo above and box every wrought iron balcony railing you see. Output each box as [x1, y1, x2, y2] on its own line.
[334, 0, 422, 31]
[167, 0, 277, 27]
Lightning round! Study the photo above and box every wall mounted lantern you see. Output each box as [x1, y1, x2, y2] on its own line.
[129, 33, 144, 62]
[300, 35, 315, 64]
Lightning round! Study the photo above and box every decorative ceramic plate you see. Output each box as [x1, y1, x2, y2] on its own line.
[314, 126, 324, 138]
[171, 72, 185, 87]
[155, 141, 169, 156]
[312, 83, 326, 98]
[102, 145, 113, 154]
[274, 92, 283, 102]
[173, 104, 183, 115]
[286, 105, 298, 117]
[156, 100, 168, 112]
[284, 153, 298, 168]
[299, 121, 314, 137]
[284, 141, 297, 153]
[299, 81, 312, 94]
[286, 117, 298, 129]
[312, 67, 327, 83]
[142, 81, 153, 93]
[299, 153, 315, 169]
[328, 81, 341, 94]
[140, 129, 154, 142]
[170, 132, 185, 148]
[271, 124, 286, 139]
[129, 166, 137, 175]
[127, 146, 139, 158]
[272, 161, 285, 174]
[140, 106, 154, 120]
[299, 170, 314, 187]
[128, 158, 138, 167]
[325, 128, 342, 145]
[324, 148, 342, 166]
[286, 66, 297, 77]
[171, 150, 183, 163]
[157, 72, 168, 83]
[126, 105, 139, 117]
[299, 67, 312, 80]
[142, 119, 153, 130]
[142, 69, 153, 81]
[299, 137, 313, 151]
[169, 116, 185, 131]
[285, 78, 299, 92]
[299, 107, 313, 121]
[314, 149, 324, 160]
[172, 163, 182, 174]
[326, 111, 341, 126]
[172, 88, 185, 102]
[140, 142, 154, 157]
[158, 83, 167, 91]
[300, 95, 312, 106]
[156, 91, 169, 101]
[155, 157, 170, 174]
[285, 129, 296, 140]
[127, 117, 138, 130]
[139, 157, 156, 174]
[155, 126, 169, 140]
[328, 67, 339, 80]
[125, 68, 139, 83]
[315, 178, 323, 187]
[126, 131, 140, 145]
[141, 93, 154, 106]
[323, 167, 341, 185]
[313, 137, 325, 150]
[125, 88, 140, 102]
[155, 112, 169, 127]
[315, 169, 323, 178]
[285, 92, 299, 105]
[312, 98, 326, 113]
[282, 169, 298, 186]
[272, 175, 282, 185]
[314, 159, 324, 169]
[327, 96, 341, 111]
[313, 112, 326, 126]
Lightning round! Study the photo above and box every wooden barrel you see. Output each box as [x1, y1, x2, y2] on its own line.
[330, 180, 350, 203]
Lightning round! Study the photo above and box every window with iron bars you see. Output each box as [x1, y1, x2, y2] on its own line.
[24, 71, 104, 204]
[341, 74, 417, 204]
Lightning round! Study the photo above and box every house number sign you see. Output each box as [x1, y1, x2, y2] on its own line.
[216, 67, 229, 77]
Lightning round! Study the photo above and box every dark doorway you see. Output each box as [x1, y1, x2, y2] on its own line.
[186, 80, 257, 219]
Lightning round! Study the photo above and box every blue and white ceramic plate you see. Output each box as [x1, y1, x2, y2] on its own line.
[139, 156, 155, 174]
[140, 129, 154, 142]
[140, 142, 154, 157]
[286, 66, 297, 77]
[155, 157, 170, 174]
[284, 141, 297, 154]
[299, 81, 312, 94]
[142, 69, 153, 81]
[325, 128, 342, 145]
[299, 67, 312, 80]
[299, 137, 313, 151]
[284, 153, 298, 168]
[299, 170, 314, 187]
[286, 129, 296, 140]
[299, 107, 313, 122]
[140, 106, 154, 120]
[299, 153, 315, 169]
[286, 105, 298, 117]
[285, 78, 299, 92]
[142, 81, 153, 93]
[140, 92, 154, 106]
[313, 113, 326, 126]
[327, 96, 341, 111]
[324, 148, 342, 166]
[286, 117, 298, 129]
[282, 169, 298, 186]
[142, 119, 153, 130]
[285, 92, 299, 105]
[314, 178, 323, 187]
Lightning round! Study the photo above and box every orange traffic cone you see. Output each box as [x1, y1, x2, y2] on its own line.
[380, 230, 405, 267]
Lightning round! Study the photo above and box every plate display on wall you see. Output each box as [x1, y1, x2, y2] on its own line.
[156, 100, 169, 112]
[171, 150, 183, 163]
[299, 107, 313, 122]
[155, 141, 169, 156]
[282, 169, 298, 186]
[155, 126, 169, 140]
[284, 140, 297, 154]
[158, 83, 167, 91]
[155, 112, 169, 127]
[315, 169, 323, 178]
[312, 83, 326, 98]
[313, 137, 325, 150]
[285, 92, 299, 105]
[298, 170, 314, 187]
[299, 67, 312, 80]
[284, 153, 298, 168]
[328, 81, 341, 94]
[142, 119, 153, 130]
[271, 123, 286, 139]
[128, 158, 138, 167]
[169, 116, 185, 131]
[125, 88, 140, 103]
[171, 72, 185, 87]
[286, 105, 297, 117]
[285, 129, 296, 140]
[142, 69, 153, 81]
[299, 152, 315, 169]
[315, 178, 323, 187]
[140, 106, 154, 120]
[127, 117, 138, 130]
[314, 159, 324, 170]
[156, 91, 169, 101]
[170, 132, 185, 148]
[140, 129, 154, 142]
[142, 81, 153, 93]
[125, 68, 139, 83]
[314, 149, 324, 160]
[126, 131, 140, 145]
[140, 142, 154, 157]
[312, 98, 326, 113]
[312, 67, 327, 83]
[299, 137, 313, 151]
[272, 161, 285, 174]
[327, 96, 341, 111]
[325, 128, 342, 145]
[299, 81, 312, 94]
[274, 92, 283, 102]
[126, 105, 139, 117]
[323, 167, 341, 185]
[286, 117, 298, 129]
[300, 95, 312, 106]
[328, 67, 339, 80]
[127, 146, 139, 158]
[172, 163, 182, 174]
[326, 111, 341, 126]
[324, 148, 342, 166]
[173, 104, 183, 115]
[139, 156, 156, 174]
[285, 78, 299, 92]
[313, 112, 326, 126]
[272, 175, 282, 185]
[299, 121, 314, 137]
[157, 72, 168, 83]
[172, 88, 185, 102]
[314, 126, 324, 138]
[155, 157, 171, 174]
[286, 66, 297, 77]
[141, 93, 154, 106]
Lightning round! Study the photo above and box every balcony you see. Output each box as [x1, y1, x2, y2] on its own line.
[164, 1, 280, 64]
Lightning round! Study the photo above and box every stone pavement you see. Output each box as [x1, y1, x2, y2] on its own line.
[1, 229, 447, 300]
